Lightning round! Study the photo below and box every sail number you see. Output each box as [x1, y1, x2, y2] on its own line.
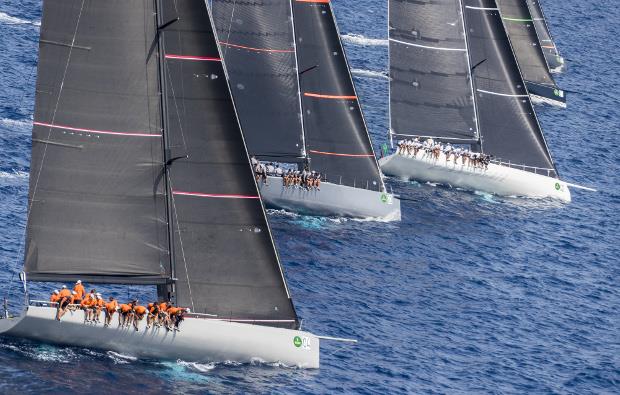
[293, 335, 311, 350]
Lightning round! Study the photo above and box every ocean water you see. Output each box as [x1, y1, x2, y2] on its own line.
[0, 0, 618, 393]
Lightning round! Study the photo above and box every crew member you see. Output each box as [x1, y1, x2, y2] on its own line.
[146, 302, 160, 329]
[119, 301, 135, 328]
[49, 290, 60, 304]
[133, 303, 148, 331]
[56, 286, 74, 321]
[104, 296, 118, 327]
[73, 280, 85, 303]
[93, 293, 104, 323]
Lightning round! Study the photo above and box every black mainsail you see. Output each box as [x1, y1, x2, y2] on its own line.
[293, 0, 383, 190]
[389, 0, 478, 142]
[527, 0, 564, 72]
[24, 0, 298, 328]
[211, 0, 305, 162]
[495, 0, 564, 104]
[388, 0, 558, 176]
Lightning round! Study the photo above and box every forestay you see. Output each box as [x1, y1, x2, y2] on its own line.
[463, 0, 557, 175]
[293, 0, 383, 190]
[212, 0, 305, 161]
[24, 0, 169, 283]
[159, 0, 298, 327]
[389, 0, 478, 141]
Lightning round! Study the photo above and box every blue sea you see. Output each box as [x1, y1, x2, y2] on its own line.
[1, 0, 618, 393]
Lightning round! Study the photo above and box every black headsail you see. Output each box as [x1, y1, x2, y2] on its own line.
[24, 0, 169, 284]
[389, 0, 479, 143]
[527, 0, 564, 72]
[211, 0, 305, 162]
[495, 0, 564, 103]
[293, 0, 383, 190]
[463, 0, 557, 176]
[159, 0, 298, 327]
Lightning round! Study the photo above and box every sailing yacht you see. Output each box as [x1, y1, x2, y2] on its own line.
[496, 0, 566, 107]
[379, 0, 571, 202]
[212, 0, 401, 221]
[0, 0, 323, 367]
[527, 0, 565, 73]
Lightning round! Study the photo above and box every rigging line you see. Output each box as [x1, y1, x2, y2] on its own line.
[13, 0, 87, 292]
[165, 60, 188, 152]
[222, 0, 238, 59]
[388, 38, 466, 52]
[167, 175, 195, 312]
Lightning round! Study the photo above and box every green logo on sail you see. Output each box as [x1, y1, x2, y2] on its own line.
[293, 336, 302, 348]
[380, 193, 388, 203]
[555, 182, 561, 191]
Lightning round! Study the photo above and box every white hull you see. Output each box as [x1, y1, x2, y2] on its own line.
[379, 152, 571, 202]
[0, 305, 320, 368]
[259, 176, 401, 221]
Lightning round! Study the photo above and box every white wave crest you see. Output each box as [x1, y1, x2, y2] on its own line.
[0, 12, 40, 26]
[341, 33, 388, 47]
[107, 351, 138, 364]
[0, 117, 33, 131]
[351, 68, 389, 80]
[176, 360, 217, 372]
[0, 170, 29, 180]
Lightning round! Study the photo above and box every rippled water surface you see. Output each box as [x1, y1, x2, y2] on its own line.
[0, 0, 618, 393]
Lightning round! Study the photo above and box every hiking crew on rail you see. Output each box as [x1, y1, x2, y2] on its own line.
[49, 280, 189, 332]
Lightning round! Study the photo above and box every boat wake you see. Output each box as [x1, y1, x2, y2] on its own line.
[107, 351, 138, 364]
[0, 12, 40, 26]
[175, 359, 217, 372]
[340, 33, 388, 47]
[351, 68, 389, 80]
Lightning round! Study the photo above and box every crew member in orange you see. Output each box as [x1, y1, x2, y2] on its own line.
[80, 293, 95, 323]
[158, 301, 169, 327]
[104, 296, 118, 327]
[93, 293, 104, 323]
[133, 303, 148, 331]
[49, 290, 60, 303]
[146, 302, 160, 329]
[167, 306, 188, 331]
[119, 300, 135, 328]
[73, 280, 85, 304]
[56, 286, 74, 321]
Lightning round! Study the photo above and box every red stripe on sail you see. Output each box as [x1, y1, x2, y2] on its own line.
[172, 190, 260, 199]
[33, 121, 161, 137]
[219, 42, 294, 53]
[165, 54, 222, 61]
[303, 92, 357, 100]
[308, 149, 374, 157]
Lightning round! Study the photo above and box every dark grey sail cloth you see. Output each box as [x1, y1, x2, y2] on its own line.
[496, 0, 556, 87]
[293, 0, 383, 190]
[527, 0, 562, 69]
[463, 0, 557, 176]
[159, 0, 298, 327]
[389, 0, 477, 141]
[211, 0, 304, 161]
[24, 0, 169, 284]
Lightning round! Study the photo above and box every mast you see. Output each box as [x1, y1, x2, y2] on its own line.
[154, 0, 177, 303]
[458, 0, 482, 145]
[290, 0, 308, 160]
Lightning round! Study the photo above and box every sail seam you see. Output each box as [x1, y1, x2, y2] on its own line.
[172, 191, 260, 199]
[303, 92, 356, 100]
[308, 149, 373, 157]
[219, 41, 294, 53]
[465, 6, 499, 10]
[164, 54, 222, 61]
[389, 38, 466, 52]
